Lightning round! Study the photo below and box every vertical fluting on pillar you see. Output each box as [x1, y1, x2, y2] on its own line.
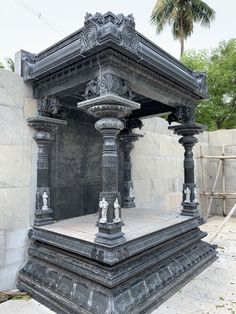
[119, 119, 143, 208]
[78, 89, 140, 245]
[34, 129, 53, 226]
[27, 116, 67, 226]
[96, 118, 124, 218]
[168, 107, 203, 217]
[119, 133, 138, 208]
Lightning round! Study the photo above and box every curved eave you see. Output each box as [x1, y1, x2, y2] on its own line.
[22, 28, 207, 100]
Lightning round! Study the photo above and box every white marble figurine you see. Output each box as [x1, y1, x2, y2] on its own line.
[99, 198, 109, 223]
[193, 188, 199, 204]
[129, 186, 135, 199]
[184, 187, 191, 204]
[113, 198, 121, 223]
[42, 192, 49, 210]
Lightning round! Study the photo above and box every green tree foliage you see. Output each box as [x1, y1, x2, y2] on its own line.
[6, 58, 15, 72]
[0, 58, 15, 71]
[181, 39, 236, 130]
[151, 0, 215, 57]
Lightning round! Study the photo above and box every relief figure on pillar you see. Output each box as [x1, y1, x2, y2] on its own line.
[193, 188, 199, 204]
[42, 192, 49, 210]
[184, 187, 191, 204]
[99, 198, 109, 223]
[113, 198, 122, 223]
[129, 186, 135, 199]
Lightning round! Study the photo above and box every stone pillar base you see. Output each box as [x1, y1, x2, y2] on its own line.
[124, 197, 136, 208]
[182, 183, 200, 217]
[34, 209, 54, 226]
[181, 205, 200, 217]
[18, 216, 217, 314]
[95, 228, 125, 246]
[95, 191, 126, 245]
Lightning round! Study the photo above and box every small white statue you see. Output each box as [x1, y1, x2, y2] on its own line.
[184, 187, 191, 204]
[193, 188, 199, 204]
[42, 192, 48, 210]
[129, 186, 135, 199]
[113, 198, 121, 223]
[99, 198, 109, 223]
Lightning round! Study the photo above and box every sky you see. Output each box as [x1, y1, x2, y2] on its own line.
[0, 0, 236, 62]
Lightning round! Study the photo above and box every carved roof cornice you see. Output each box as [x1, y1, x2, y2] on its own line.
[20, 12, 208, 100]
[33, 48, 198, 107]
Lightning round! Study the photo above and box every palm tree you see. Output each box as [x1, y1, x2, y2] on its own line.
[6, 58, 15, 72]
[151, 0, 215, 58]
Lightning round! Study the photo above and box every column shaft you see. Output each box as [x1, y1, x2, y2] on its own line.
[28, 116, 67, 226]
[169, 124, 203, 217]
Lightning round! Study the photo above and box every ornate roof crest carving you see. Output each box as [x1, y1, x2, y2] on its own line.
[38, 96, 66, 119]
[82, 12, 140, 54]
[193, 71, 208, 97]
[168, 106, 195, 125]
[85, 73, 134, 100]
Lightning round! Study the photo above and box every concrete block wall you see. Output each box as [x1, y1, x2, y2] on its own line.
[0, 70, 37, 291]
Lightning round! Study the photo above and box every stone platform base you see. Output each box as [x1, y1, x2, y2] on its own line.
[17, 208, 217, 314]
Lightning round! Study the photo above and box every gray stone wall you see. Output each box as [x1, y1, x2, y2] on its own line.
[0, 70, 37, 291]
[132, 117, 184, 211]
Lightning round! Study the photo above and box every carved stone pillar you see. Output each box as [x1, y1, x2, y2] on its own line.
[28, 116, 67, 226]
[169, 107, 203, 217]
[78, 89, 140, 245]
[119, 134, 140, 208]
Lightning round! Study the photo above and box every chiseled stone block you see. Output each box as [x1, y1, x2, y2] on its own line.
[0, 263, 22, 291]
[0, 145, 33, 188]
[0, 106, 24, 145]
[0, 187, 32, 230]
[209, 129, 234, 146]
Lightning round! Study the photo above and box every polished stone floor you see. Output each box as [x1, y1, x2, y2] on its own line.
[39, 207, 189, 242]
[1, 216, 236, 314]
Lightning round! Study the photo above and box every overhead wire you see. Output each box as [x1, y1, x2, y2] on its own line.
[13, 0, 65, 37]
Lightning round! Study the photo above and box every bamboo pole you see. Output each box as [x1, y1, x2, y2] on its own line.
[222, 145, 226, 216]
[209, 201, 236, 243]
[202, 192, 236, 196]
[205, 159, 222, 220]
[199, 155, 236, 159]
[199, 146, 207, 217]
[202, 196, 236, 199]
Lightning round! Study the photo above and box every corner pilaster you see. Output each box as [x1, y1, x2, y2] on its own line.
[28, 115, 67, 226]
[168, 107, 204, 217]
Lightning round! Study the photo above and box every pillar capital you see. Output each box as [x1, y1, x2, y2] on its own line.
[169, 123, 204, 137]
